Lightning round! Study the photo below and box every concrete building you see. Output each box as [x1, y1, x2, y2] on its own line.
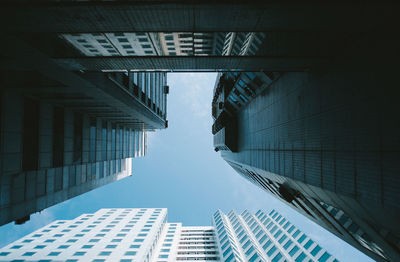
[0, 208, 219, 262]
[61, 33, 164, 56]
[158, 32, 265, 56]
[60, 31, 264, 58]
[212, 69, 400, 261]
[0, 208, 337, 262]
[0, 71, 168, 226]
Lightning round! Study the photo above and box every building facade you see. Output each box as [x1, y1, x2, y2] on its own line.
[60, 31, 265, 58]
[213, 209, 337, 262]
[0, 70, 168, 227]
[212, 68, 400, 261]
[0, 208, 219, 262]
[0, 208, 337, 262]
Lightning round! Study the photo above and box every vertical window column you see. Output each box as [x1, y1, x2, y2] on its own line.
[89, 118, 96, 163]
[81, 115, 90, 164]
[52, 107, 64, 167]
[22, 98, 39, 171]
[73, 113, 83, 165]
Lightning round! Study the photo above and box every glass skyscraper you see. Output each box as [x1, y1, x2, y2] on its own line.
[0, 208, 337, 262]
[212, 70, 399, 261]
[213, 209, 337, 262]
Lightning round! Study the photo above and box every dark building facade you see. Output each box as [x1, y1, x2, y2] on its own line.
[212, 61, 400, 261]
[0, 69, 168, 226]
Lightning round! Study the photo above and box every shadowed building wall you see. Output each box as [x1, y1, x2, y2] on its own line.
[212, 55, 400, 261]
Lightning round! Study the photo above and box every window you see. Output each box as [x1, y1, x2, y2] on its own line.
[278, 234, 287, 244]
[112, 239, 122, 242]
[54, 234, 63, 237]
[225, 253, 234, 262]
[249, 253, 259, 262]
[82, 245, 93, 249]
[295, 252, 306, 262]
[67, 239, 78, 243]
[118, 38, 129, 43]
[223, 247, 232, 257]
[272, 252, 282, 262]
[159, 255, 168, 258]
[33, 234, 42, 237]
[11, 245, 22, 249]
[289, 246, 299, 257]
[138, 233, 147, 237]
[75, 234, 84, 237]
[318, 252, 331, 262]
[125, 251, 136, 256]
[283, 239, 293, 250]
[311, 245, 322, 256]
[45, 239, 56, 243]
[161, 249, 170, 252]
[162, 244, 171, 247]
[304, 239, 314, 249]
[89, 239, 100, 243]
[58, 245, 70, 249]
[243, 240, 250, 249]
[23, 252, 36, 256]
[267, 246, 276, 257]
[99, 251, 111, 256]
[22, 239, 33, 243]
[298, 234, 307, 244]
[274, 229, 282, 238]
[263, 240, 272, 250]
[0, 252, 10, 256]
[48, 252, 61, 256]
[246, 246, 254, 256]
[130, 244, 141, 248]
[35, 245, 46, 249]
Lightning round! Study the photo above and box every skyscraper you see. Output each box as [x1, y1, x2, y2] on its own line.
[213, 209, 338, 262]
[0, 208, 337, 262]
[1, 2, 399, 261]
[212, 69, 400, 261]
[0, 71, 168, 226]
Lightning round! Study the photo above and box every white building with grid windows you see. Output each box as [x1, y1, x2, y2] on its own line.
[213, 209, 339, 262]
[0, 208, 219, 262]
[0, 208, 338, 262]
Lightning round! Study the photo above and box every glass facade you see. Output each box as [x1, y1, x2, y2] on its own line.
[213, 209, 338, 262]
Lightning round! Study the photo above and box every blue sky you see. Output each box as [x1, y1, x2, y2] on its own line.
[0, 73, 373, 262]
